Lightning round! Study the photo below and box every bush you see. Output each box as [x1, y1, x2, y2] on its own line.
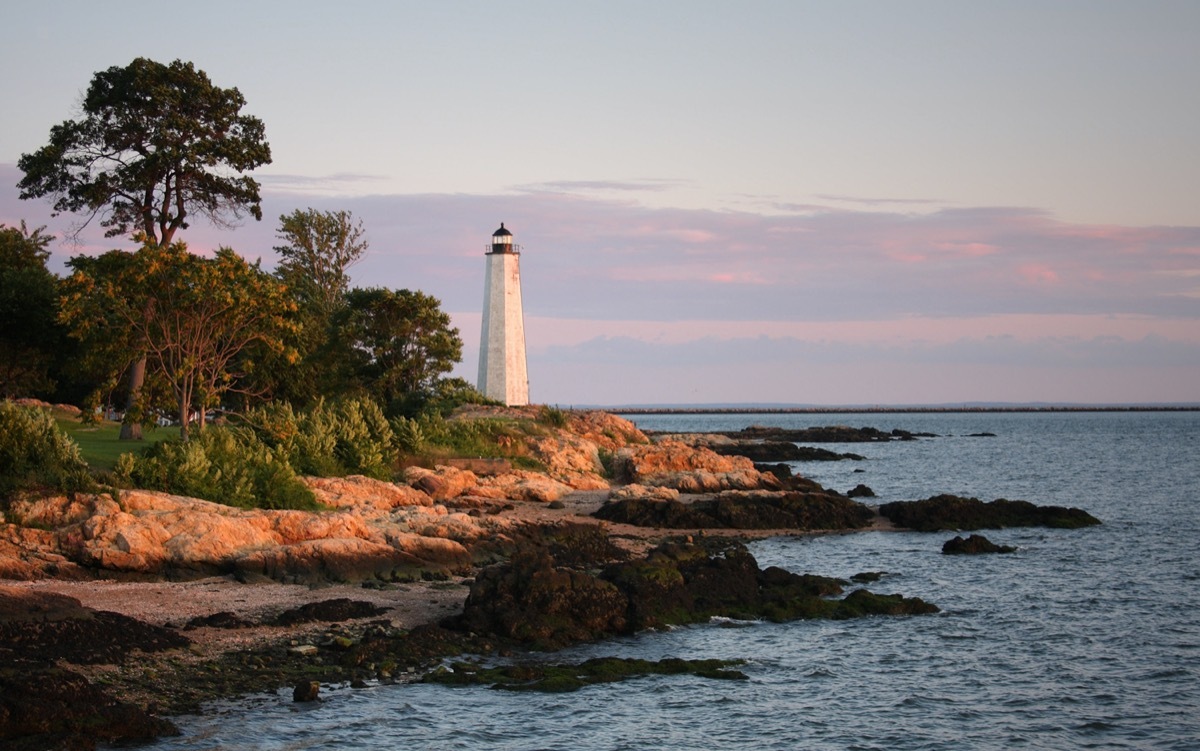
[243, 397, 397, 479]
[391, 416, 426, 454]
[119, 426, 317, 510]
[389, 377, 495, 420]
[538, 405, 570, 428]
[0, 401, 93, 501]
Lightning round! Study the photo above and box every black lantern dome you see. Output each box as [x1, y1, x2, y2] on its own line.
[490, 223, 516, 254]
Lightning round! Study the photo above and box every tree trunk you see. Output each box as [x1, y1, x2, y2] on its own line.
[179, 401, 190, 443]
[118, 356, 146, 440]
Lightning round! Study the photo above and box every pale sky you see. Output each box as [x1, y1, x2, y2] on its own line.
[3, 1, 1199, 406]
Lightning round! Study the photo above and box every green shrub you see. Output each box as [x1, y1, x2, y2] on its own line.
[332, 398, 396, 478]
[0, 401, 93, 501]
[538, 405, 570, 428]
[391, 416, 426, 454]
[242, 397, 397, 479]
[120, 426, 317, 510]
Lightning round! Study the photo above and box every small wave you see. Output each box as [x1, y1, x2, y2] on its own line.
[1077, 720, 1119, 733]
[710, 615, 763, 627]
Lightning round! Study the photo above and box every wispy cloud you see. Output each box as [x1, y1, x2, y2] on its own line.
[515, 178, 689, 195]
[258, 172, 391, 195]
[5, 162, 1198, 403]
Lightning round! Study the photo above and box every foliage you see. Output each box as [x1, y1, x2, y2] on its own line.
[391, 416, 426, 454]
[56, 251, 161, 423]
[336, 288, 463, 411]
[274, 209, 367, 321]
[411, 413, 537, 460]
[59, 240, 299, 441]
[247, 209, 369, 406]
[0, 401, 93, 502]
[242, 397, 397, 479]
[389, 376, 493, 420]
[538, 405, 570, 428]
[117, 426, 317, 510]
[17, 57, 271, 245]
[0, 223, 69, 399]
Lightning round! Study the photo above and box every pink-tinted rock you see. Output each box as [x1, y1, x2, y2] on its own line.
[477, 471, 574, 503]
[403, 465, 478, 501]
[303, 475, 431, 511]
[608, 484, 681, 502]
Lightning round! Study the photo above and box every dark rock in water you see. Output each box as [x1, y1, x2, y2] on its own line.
[293, 680, 321, 702]
[942, 534, 1017, 554]
[851, 571, 886, 583]
[966, 432, 997, 437]
[593, 490, 874, 531]
[878, 494, 1101, 531]
[712, 441, 865, 462]
[846, 484, 876, 498]
[795, 446, 866, 461]
[730, 425, 913, 443]
[423, 656, 749, 692]
[445, 539, 938, 650]
[270, 598, 389, 626]
[755, 462, 793, 480]
[446, 548, 630, 648]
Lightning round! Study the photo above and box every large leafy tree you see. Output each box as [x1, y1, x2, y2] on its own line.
[336, 287, 463, 412]
[275, 209, 367, 321]
[0, 223, 68, 399]
[17, 57, 271, 245]
[59, 241, 298, 441]
[17, 57, 272, 438]
[256, 209, 369, 404]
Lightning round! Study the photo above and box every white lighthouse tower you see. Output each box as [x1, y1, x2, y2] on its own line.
[477, 223, 529, 405]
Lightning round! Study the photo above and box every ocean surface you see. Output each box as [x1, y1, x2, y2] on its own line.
[147, 411, 1200, 750]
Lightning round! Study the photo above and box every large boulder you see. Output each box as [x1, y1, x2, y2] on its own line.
[613, 442, 781, 493]
[475, 471, 575, 503]
[942, 534, 1017, 554]
[6, 489, 497, 581]
[304, 475, 432, 511]
[403, 465, 478, 501]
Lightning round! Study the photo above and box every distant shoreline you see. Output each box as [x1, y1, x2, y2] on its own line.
[612, 405, 1200, 415]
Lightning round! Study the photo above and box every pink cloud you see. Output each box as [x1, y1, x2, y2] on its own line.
[1018, 264, 1061, 284]
[935, 242, 998, 257]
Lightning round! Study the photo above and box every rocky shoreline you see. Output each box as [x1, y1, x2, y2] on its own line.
[0, 409, 1100, 750]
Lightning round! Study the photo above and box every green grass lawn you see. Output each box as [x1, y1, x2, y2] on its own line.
[53, 410, 179, 471]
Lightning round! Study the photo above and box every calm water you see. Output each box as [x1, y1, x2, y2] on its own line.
[150, 411, 1200, 750]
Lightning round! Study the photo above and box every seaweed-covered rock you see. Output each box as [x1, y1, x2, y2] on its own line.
[269, 598, 389, 626]
[879, 494, 1101, 531]
[450, 548, 630, 647]
[942, 534, 1017, 555]
[0, 588, 187, 749]
[709, 441, 865, 462]
[593, 490, 873, 531]
[446, 539, 937, 649]
[0, 666, 179, 751]
[725, 425, 918, 443]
